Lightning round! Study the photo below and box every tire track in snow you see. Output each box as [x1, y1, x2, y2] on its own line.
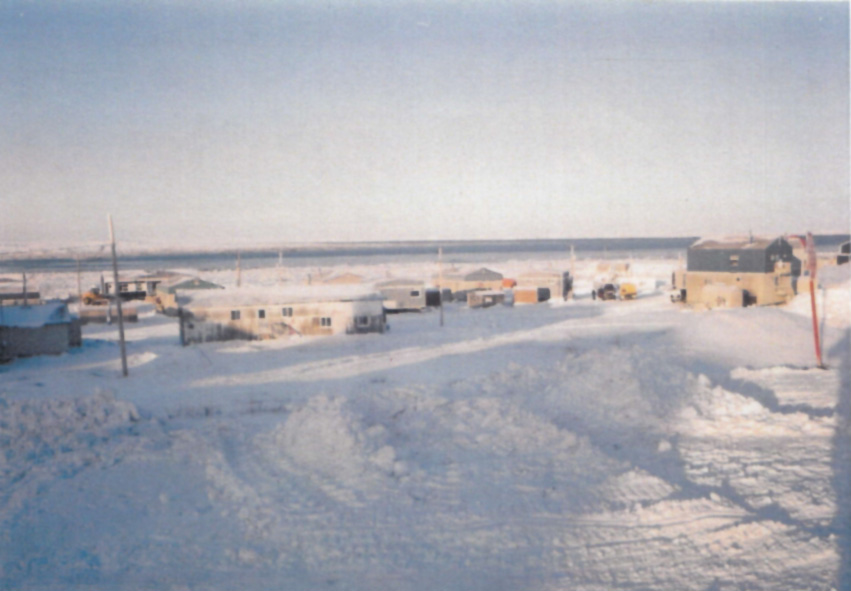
[190, 317, 674, 388]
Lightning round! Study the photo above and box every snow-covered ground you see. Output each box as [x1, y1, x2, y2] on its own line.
[1, 258, 849, 590]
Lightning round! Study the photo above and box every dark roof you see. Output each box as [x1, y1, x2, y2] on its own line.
[690, 236, 785, 251]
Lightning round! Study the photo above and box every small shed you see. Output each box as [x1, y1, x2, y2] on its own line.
[467, 290, 508, 309]
[514, 287, 550, 305]
[376, 279, 427, 312]
[179, 286, 386, 345]
[515, 270, 573, 301]
[0, 302, 81, 361]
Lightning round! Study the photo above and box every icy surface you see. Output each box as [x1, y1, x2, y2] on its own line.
[0, 258, 848, 590]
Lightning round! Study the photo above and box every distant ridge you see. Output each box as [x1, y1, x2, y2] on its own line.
[2, 235, 848, 274]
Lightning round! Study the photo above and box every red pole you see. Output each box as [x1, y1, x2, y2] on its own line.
[808, 275, 824, 368]
[792, 233, 825, 369]
[805, 232, 825, 368]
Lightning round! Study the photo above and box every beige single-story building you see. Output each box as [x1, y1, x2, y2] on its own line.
[434, 268, 504, 296]
[0, 302, 81, 361]
[178, 286, 386, 345]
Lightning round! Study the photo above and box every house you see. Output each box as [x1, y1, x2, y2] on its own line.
[435, 268, 504, 299]
[154, 277, 224, 315]
[0, 302, 81, 361]
[375, 279, 427, 312]
[674, 236, 801, 307]
[178, 286, 386, 345]
[515, 270, 573, 301]
[103, 271, 185, 301]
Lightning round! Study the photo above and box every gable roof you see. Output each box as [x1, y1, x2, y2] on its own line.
[445, 267, 503, 281]
[690, 236, 786, 251]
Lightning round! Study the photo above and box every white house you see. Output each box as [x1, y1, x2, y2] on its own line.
[178, 286, 386, 345]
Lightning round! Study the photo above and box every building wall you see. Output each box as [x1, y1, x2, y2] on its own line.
[182, 299, 385, 344]
[683, 271, 795, 306]
[513, 288, 540, 305]
[0, 325, 70, 360]
[438, 277, 504, 294]
[515, 273, 567, 299]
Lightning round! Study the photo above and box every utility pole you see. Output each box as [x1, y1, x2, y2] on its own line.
[76, 256, 83, 311]
[108, 214, 128, 377]
[22, 272, 28, 307]
[438, 247, 444, 327]
[236, 252, 242, 288]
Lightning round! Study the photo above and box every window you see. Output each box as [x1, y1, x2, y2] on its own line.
[410, 290, 421, 297]
[321, 317, 332, 327]
[258, 309, 266, 319]
[120, 284, 129, 292]
[231, 310, 241, 320]
[282, 307, 293, 317]
[356, 316, 370, 327]
[729, 255, 739, 268]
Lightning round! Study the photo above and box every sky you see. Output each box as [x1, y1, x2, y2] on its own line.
[1, 0, 848, 248]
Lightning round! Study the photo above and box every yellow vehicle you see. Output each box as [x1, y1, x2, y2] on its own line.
[619, 283, 638, 300]
[82, 289, 109, 306]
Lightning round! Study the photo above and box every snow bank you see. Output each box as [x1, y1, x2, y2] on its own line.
[676, 374, 838, 524]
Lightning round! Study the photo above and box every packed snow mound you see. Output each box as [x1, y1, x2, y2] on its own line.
[260, 395, 402, 504]
[0, 390, 139, 444]
[0, 391, 143, 532]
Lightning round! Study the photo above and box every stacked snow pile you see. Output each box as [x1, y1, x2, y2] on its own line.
[261, 395, 403, 505]
[0, 391, 140, 515]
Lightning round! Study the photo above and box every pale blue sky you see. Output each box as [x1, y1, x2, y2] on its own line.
[1, 0, 848, 247]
